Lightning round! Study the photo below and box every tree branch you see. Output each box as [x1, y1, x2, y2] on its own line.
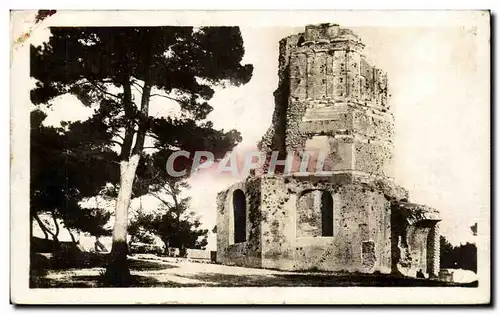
[149, 93, 183, 104]
[85, 79, 122, 100]
[34, 213, 53, 240]
[131, 79, 143, 89]
[113, 133, 125, 141]
[67, 227, 77, 244]
[131, 80, 144, 95]
[110, 139, 124, 147]
[51, 211, 60, 239]
[151, 192, 173, 210]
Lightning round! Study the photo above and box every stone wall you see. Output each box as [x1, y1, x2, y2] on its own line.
[216, 177, 263, 268]
[258, 174, 406, 273]
[217, 173, 408, 273]
[260, 176, 295, 269]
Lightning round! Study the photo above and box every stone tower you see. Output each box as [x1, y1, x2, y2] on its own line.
[216, 24, 441, 278]
[259, 23, 392, 179]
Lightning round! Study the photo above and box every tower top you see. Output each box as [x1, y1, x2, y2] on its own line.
[259, 24, 394, 179]
[301, 23, 363, 46]
[284, 24, 388, 109]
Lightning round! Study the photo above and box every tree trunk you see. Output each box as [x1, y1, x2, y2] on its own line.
[68, 229, 77, 244]
[40, 212, 61, 251]
[105, 71, 152, 286]
[105, 154, 140, 286]
[33, 214, 49, 240]
[51, 212, 60, 242]
[30, 213, 34, 239]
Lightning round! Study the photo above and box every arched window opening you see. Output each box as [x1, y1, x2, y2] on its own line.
[233, 189, 246, 243]
[296, 189, 334, 237]
[321, 191, 333, 236]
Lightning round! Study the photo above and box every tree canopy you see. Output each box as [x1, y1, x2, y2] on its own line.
[30, 109, 113, 240]
[129, 178, 208, 255]
[31, 26, 250, 191]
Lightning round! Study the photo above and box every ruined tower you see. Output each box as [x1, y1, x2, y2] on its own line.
[216, 24, 441, 278]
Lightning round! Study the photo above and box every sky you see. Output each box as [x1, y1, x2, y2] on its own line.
[26, 18, 489, 247]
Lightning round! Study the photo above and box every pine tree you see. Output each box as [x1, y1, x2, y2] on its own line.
[31, 26, 252, 285]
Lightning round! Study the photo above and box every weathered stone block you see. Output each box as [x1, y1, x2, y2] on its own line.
[353, 140, 394, 178]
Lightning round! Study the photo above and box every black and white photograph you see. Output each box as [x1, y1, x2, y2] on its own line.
[10, 10, 490, 304]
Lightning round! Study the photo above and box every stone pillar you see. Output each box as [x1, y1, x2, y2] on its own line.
[429, 222, 440, 278]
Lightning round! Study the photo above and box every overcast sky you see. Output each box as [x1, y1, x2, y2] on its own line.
[27, 16, 489, 247]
